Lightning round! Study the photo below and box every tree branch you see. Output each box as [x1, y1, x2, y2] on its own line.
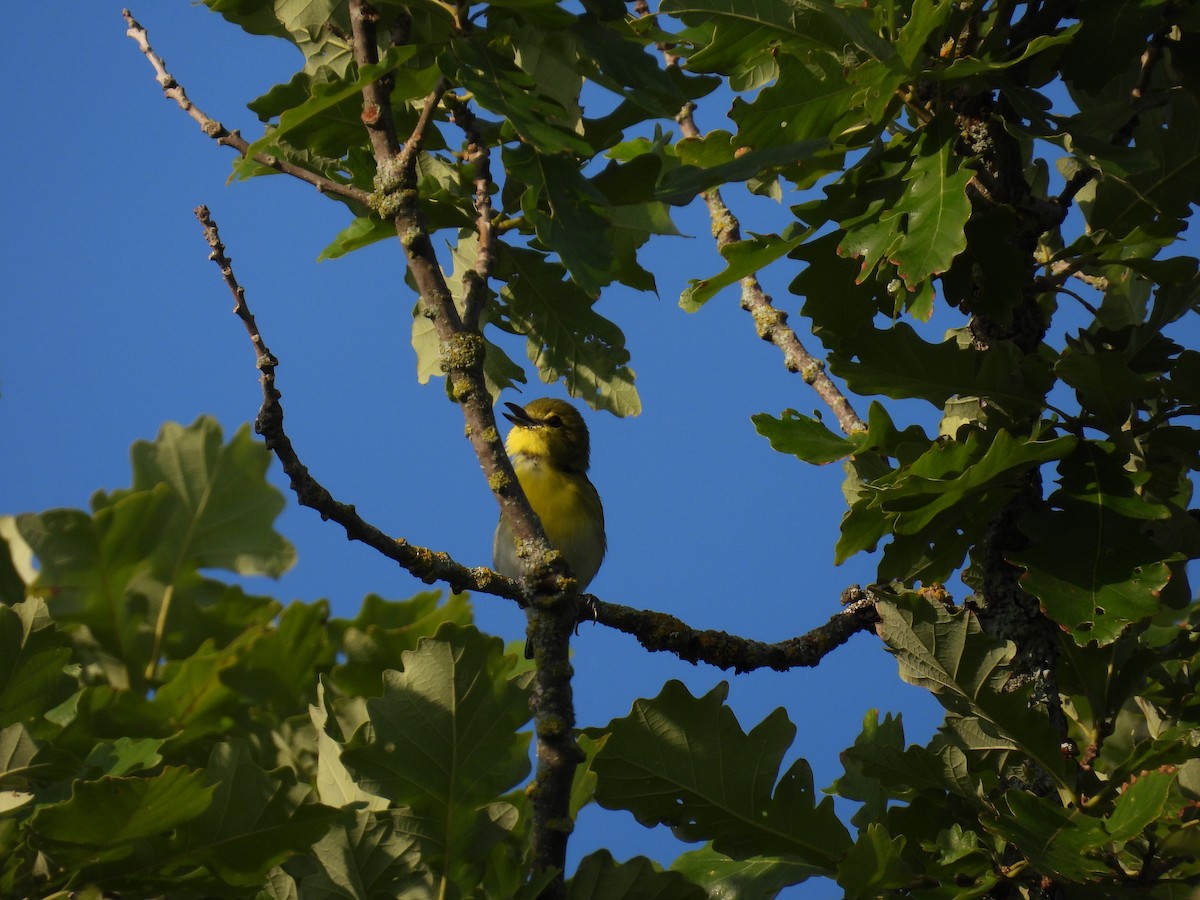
[347, 4, 580, 892]
[193, 205, 520, 598]
[444, 94, 497, 333]
[122, 10, 371, 209]
[675, 103, 866, 436]
[591, 587, 881, 672]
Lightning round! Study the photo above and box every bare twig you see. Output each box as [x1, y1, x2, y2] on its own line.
[444, 94, 497, 333]
[675, 103, 866, 435]
[592, 587, 881, 671]
[193, 205, 519, 598]
[122, 10, 370, 208]
[1046, 259, 1108, 293]
[399, 77, 451, 174]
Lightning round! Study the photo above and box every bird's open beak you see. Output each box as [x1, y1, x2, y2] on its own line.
[502, 401, 534, 427]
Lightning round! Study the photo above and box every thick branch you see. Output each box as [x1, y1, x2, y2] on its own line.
[122, 10, 371, 208]
[675, 103, 866, 436]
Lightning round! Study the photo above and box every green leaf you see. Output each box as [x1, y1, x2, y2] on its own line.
[504, 145, 617, 295]
[0, 518, 33, 605]
[443, 38, 593, 155]
[301, 809, 433, 899]
[1105, 769, 1174, 842]
[568, 18, 690, 118]
[870, 430, 1076, 535]
[273, 0, 354, 76]
[0, 601, 75, 736]
[182, 741, 338, 884]
[752, 409, 858, 465]
[1056, 441, 1173, 521]
[984, 791, 1111, 880]
[681, 227, 810, 311]
[849, 737, 980, 802]
[662, 0, 892, 72]
[829, 323, 1045, 410]
[607, 202, 676, 293]
[29, 767, 213, 867]
[343, 624, 532, 803]
[569, 850, 707, 899]
[591, 680, 851, 869]
[496, 246, 641, 416]
[311, 679, 389, 811]
[731, 53, 860, 148]
[835, 823, 914, 898]
[17, 494, 174, 678]
[1056, 345, 1160, 426]
[870, 118, 973, 289]
[100, 417, 296, 578]
[875, 594, 1073, 793]
[80, 736, 164, 778]
[670, 844, 821, 895]
[221, 600, 334, 709]
[840, 426, 1074, 578]
[828, 711, 905, 829]
[149, 641, 243, 745]
[341, 624, 532, 888]
[201, 0, 290, 38]
[790, 231, 880, 352]
[242, 46, 432, 166]
[329, 592, 475, 698]
[658, 139, 830, 205]
[318, 215, 395, 261]
[1011, 501, 1176, 645]
[1079, 88, 1200, 239]
[939, 27, 1078, 80]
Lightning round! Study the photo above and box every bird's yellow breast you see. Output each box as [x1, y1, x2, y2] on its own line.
[498, 453, 606, 587]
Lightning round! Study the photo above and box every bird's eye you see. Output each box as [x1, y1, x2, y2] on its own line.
[545, 414, 563, 428]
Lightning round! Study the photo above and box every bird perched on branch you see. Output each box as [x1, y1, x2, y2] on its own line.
[493, 397, 606, 590]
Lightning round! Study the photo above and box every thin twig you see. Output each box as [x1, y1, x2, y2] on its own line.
[444, 95, 497, 333]
[398, 77, 451, 174]
[675, 103, 866, 435]
[122, 10, 370, 208]
[1046, 259, 1108, 293]
[193, 205, 516, 597]
[592, 588, 881, 671]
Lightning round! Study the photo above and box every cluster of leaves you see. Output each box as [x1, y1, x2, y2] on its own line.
[18, 0, 1200, 895]
[206, 0, 730, 417]
[0, 418, 757, 897]
[5, 423, 1197, 897]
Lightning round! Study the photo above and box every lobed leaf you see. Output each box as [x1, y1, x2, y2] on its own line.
[591, 680, 850, 869]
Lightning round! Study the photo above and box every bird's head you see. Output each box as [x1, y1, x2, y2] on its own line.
[501, 398, 591, 472]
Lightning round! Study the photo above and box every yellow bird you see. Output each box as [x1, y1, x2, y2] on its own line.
[493, 398, 606, 589]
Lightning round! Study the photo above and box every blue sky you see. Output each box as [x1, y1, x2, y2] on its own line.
[4, 5, 1195, 893]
